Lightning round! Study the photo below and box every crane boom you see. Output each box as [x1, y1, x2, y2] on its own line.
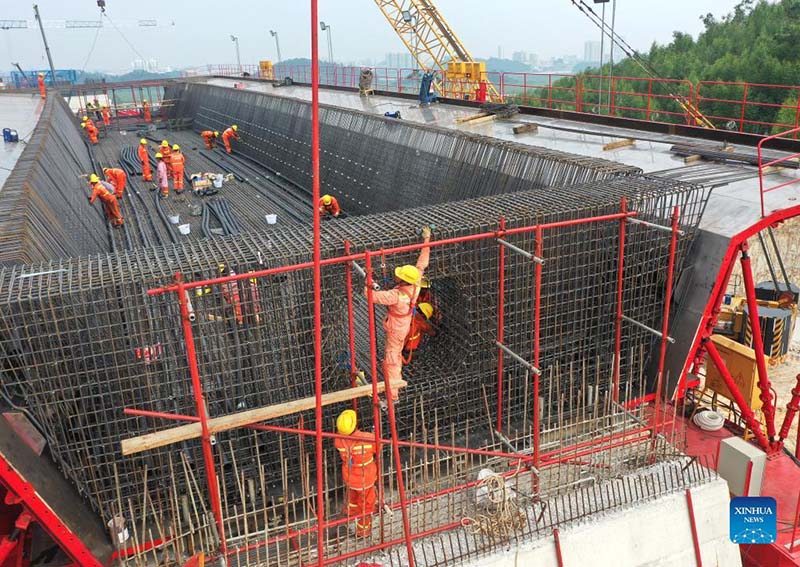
[373, 0, 501, 101]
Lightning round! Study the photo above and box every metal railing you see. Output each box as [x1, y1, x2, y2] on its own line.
[757, 126, 800, 217]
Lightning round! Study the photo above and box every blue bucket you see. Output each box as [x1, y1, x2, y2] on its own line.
[7, 129, 18, 143]
[2, 128, 10, 142]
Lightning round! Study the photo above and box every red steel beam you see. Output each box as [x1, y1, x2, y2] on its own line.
[613, 197, 627, 402]
[532, 225, 543, 491]
[344, 240, 358, 411]
[496, 217, 507, 433]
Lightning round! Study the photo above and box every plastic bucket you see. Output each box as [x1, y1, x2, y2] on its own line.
[178, 223, 191, 235]
[265, 214, 277, 225]
[2, 128, 10, 142]
[168, 214, 180, 224]
[213, 175, 224, 188]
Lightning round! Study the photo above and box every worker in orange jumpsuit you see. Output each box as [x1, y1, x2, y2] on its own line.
[160, 141, 172, 175]
[201, 130, 219, 149]
[82, 115, 95, 130]
[366, 226, 431, 400]
[103, 167, 127, 199]
[403, 302, 436, 357]
[220, 264, 244, 324]
[222, 125, 239, 154]
[138, 139, 152, 181]
[142, 100, 152, 122]
[101, 105, 111, 126]
[37, 73, 45, 99]
[334, 410, 377, 537]
[170, 144, 186, 193]
[319, 194, 341, 218]
[88, 174, 123, 227]
[81, 121, 99, 145]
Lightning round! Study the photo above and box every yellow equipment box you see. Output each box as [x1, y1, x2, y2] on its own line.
[705, 334, 766, 410]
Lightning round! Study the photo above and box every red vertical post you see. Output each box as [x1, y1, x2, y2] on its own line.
[532, 226, 543, 490]
[344, 241, 358, 411]
[310, 0, 326, 564]
[646, 79, 653, 122]
[652, 207, 679, 444]
[552, 528, 564, 567]
[739, 83, 749, 133]
[130, 87, 137, 119]
[613, 197, 627, 402]
[365, 253, 415, 565]
[740, 241, 778, 443]
[496, 218, 506, 433]
[364, 253, 386, 541]
[685, 489, 703, 566]
[610, 76, 616, 116]
[790, 491, 800, 553]
[176, 279, 228, 556]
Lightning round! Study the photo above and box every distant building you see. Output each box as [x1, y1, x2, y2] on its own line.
[584, 41, 602, 63]
[385, 52, 413, 69]
[512, 51, 527, 63]
[131, 58, 159, 73]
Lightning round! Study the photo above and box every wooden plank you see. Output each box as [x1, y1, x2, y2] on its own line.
[455, 112, 491, 123]
[683, 154, 703, 164]
[513, 123, 538, 135]
[120, 380, 407, 456]
[602, 138, 636, 151]
[462, 114, 498, 126]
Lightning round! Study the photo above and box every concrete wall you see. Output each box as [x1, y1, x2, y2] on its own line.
[464, 478, 740, 567]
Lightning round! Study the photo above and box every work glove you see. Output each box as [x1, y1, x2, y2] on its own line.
[421, 225, 431, 240]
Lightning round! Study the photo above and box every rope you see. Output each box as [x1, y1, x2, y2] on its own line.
[103, 13, 148, 62]
[80, 25, 102, 73]
[461, 467, 526, 539]
[693, 409, 725, 431]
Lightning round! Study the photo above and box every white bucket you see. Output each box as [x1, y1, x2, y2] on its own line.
[168, 214, 180, 224]
[265, 214, 277, 225]
[178, 223, 191, 235]
[213, 175, 224, 189]
[107, 515, 130, 545]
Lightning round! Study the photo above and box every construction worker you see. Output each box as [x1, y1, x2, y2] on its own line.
[334, 410, 377, 537]
[319, 194, 341, 218]
[103, 167, 127, 199]
[92, 98, 103, 123]
[138, 139, 152, 181]
[142, 100, 152, 123]
[201, 130, 219, 150]
[88, 174, 123, 227]
[366, 226, 431, 400]
[160, 141, 172, 175]
[156, 152, 169, 198]
[170, 144, 186, 193]
[101, 105, 111, 126]
[37, 72, 45, 99]
[220, 264, 244, 324]
[222, 125, 239, 154]
[403, 302, 436, 357]
[82, 115, 95, 130]
[81, 121, 99, 145]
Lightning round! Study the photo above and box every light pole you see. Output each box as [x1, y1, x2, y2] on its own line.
[270, 29, 282, 63]
[593, 0, 610, 112]
[320, 22, 333, 64]
[607, 0, 617, 115]
[230, 34, 241, 73]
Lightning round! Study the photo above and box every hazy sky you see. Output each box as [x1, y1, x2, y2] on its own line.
[1, 1, 746, 73]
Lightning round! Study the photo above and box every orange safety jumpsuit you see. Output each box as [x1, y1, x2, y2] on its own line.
[369, 244, 430, 400]
[403, 310, 436, 354]
[335, 430, 377, 536]
[318, 197, 341, 218]
[104, 168, 127, 199]
[222, 127, 239, 154]
[86, 123, 99, 144]
[142, 101, 152, 122]
[170, 151, 186, 192]
[84, 117, 96, 130]
[37, 75, 45, 99]
[101, 106, 111, 126]
[201, 130, 217, 150]
[223, 270, 244, 324]
[89, 181, 123, 226]
[161, 145, 173, 175]
[138, 144, 152, 181]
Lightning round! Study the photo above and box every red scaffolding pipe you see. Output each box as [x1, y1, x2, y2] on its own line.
[532, 226, 543, 491]
[344, 240, 358, 411]
[613, 197, 627, 402]
[496, 217, 507, 432]
[310, 1, 325, 564]
[176, 278, 228, 556]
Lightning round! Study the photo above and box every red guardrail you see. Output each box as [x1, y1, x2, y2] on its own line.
[208, 64, 800, 134]
[758, 126, 800, 217]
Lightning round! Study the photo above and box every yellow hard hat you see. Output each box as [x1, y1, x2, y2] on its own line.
[420, 277, 431, 289]
[38, 72, 44, 77]
[155, 152, 163, 159]
[336, 409, 357, 435]
[89, 174, 99, 183]
[80, 122, 86, 128]
[82, 116, 89, 121]
[161, 140, 169, 147]
[232, 125, 238, 131]
[418, 302, 434, 319]
[395, 264, 420, 285]
[172, 144, 180, 151]
[218, 263, 226, 273]
[214, 131, 219, 137]
[322, 194, 332, 205]
[140, 138, 147, 145]
[143, 99, 148, 103]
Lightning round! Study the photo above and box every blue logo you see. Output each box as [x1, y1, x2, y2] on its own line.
[730, 497, 777, 544]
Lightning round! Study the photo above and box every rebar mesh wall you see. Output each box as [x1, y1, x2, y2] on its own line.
[0, 95, 109, 265]
[0, 173, 708, 530]
[167, 82, 640, 215]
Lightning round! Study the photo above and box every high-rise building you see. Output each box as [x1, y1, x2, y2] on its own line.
[385, 52, 413, 69]
[584, 41, 602, 63]
[512, 51, 527, 63]
[131, 59, 159, 73]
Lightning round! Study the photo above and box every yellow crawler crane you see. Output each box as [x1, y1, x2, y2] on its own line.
[373, 0, 502, 101]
